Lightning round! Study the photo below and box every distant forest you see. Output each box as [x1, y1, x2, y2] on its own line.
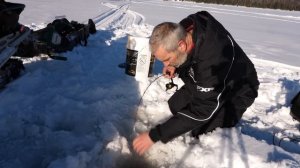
[186, 0, 300, 11]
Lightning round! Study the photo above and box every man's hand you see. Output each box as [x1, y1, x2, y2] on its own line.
[133, 132, 154, 155]
[163, 66, 176, 78]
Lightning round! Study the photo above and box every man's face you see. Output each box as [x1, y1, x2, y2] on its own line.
[154, 45, 188, 68]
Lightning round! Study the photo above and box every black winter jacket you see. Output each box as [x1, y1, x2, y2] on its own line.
[149, 11, 259, 143]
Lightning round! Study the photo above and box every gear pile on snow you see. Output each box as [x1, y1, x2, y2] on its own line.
[0, 0, 96, 88]
[16, 18, 96, 59]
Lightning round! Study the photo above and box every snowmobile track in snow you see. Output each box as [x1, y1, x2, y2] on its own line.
[91, 2, 145, 30]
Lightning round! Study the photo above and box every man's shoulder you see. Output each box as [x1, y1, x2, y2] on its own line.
[179, 11, 211, 32]
[179, 17, 193, 31]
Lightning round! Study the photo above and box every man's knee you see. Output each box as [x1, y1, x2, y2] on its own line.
[191, 115, 224, 137]
[221, 100, 247, 127]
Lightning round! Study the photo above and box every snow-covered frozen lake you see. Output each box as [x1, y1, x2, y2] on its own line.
[1, 0, 299, 167]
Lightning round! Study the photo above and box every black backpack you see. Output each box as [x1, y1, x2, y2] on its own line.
[291, 91, 300, 122]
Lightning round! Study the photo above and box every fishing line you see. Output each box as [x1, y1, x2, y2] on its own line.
[137, 74, 164, 108]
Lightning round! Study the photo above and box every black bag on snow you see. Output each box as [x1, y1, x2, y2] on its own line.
[34, 18, 89, 53]
[34, 18, 96, 53]
[16, 18, 96, 58]
[0, 0, 25, 38]
[290, 91, 300, 122]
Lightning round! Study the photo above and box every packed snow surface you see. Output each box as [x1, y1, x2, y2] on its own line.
[0, 0, 300, 168]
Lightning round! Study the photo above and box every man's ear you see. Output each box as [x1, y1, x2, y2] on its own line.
[178, 40, 187, 52]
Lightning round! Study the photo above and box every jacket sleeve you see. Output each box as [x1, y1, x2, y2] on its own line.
[149, 84, 228, 143]
[149, 112, 204, 143]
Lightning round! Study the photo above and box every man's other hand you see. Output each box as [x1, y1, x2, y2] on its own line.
[133, 132, 154, 155]
[163, 66, 176, 78]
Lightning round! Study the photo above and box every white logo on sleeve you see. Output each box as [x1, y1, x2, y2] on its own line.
[197, 85, 214, 92]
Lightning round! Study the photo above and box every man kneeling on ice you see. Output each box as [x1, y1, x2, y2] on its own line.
[133, 11, 259, 155]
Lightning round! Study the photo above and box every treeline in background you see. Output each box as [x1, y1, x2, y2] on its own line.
[187, 0, 300, 11]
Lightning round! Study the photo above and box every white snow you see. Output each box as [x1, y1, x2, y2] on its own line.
[1, 0, 300, 168]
